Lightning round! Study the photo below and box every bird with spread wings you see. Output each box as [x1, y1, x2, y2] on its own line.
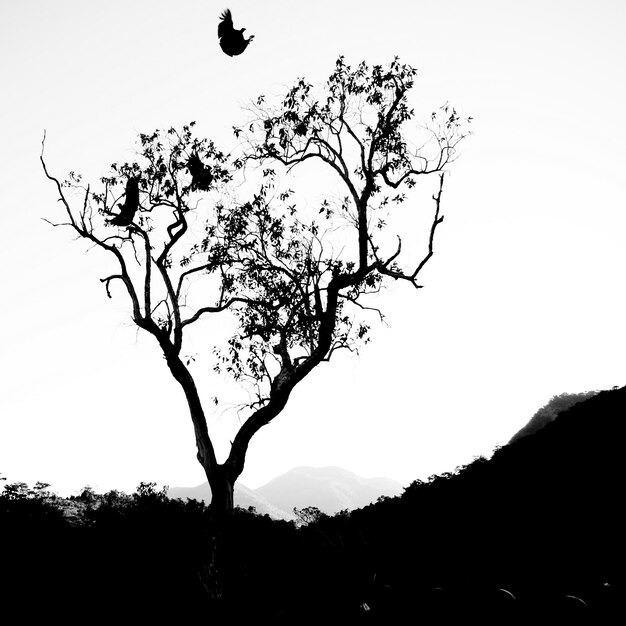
[218, 9, 254, 57]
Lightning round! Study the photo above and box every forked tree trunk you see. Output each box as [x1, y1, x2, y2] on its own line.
[159, 347, 238, 601]
[160, 346, 236, 520]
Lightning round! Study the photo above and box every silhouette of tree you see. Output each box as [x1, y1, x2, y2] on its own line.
[41, 57, 470, 524]
[293, 505, 326, 527]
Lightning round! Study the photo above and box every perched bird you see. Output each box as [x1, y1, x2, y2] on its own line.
[187, 152, 213, 191]
[218, 9, 254, 57]
[109, 177, 140, 227]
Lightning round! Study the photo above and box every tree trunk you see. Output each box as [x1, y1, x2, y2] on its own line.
[158, 346, 236, 522]
[207, 465, 235, 523]
[194, 465, 236, 605]
[158, 346, 237, 603]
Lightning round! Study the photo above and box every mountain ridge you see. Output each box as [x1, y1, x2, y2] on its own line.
[508, 389, 600, 444]
[167, 465, 404, 519]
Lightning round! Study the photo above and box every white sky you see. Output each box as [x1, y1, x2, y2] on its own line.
[1, 0, 625, 496]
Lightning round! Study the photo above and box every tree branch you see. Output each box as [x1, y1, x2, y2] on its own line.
[411, 172, 445, 282]
[41, 136, 144, 323]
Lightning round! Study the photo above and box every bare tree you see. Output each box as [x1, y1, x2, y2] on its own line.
[41, 57, 470, 523]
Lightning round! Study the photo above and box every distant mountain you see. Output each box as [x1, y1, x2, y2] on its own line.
[168, 482, 295, 520]
[168, 466, 403, 518]
[508, 389, 600, 444]
[255, 466, 404, 515]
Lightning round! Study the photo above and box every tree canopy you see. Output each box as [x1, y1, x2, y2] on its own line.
[42, 56, 470, 517]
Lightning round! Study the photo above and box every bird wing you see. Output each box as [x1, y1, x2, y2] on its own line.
[119, 179, 139, 218]
[218, 9, 234, 38]
[109, 178, 140, 225]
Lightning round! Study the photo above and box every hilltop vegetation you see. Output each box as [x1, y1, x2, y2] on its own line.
[2, 386, 624, 622]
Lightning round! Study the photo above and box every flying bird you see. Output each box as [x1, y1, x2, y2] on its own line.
[109, 177, 140, 227]
[218, 9, 254, 57]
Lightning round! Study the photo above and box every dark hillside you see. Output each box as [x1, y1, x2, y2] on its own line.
[508, 389, 600, 443]
[2, 386, 624, 622]
[289, 384, 626, 621]
[199, 385, 625, 622]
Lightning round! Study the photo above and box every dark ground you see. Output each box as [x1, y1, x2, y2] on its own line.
[2, 386, 625, 623]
